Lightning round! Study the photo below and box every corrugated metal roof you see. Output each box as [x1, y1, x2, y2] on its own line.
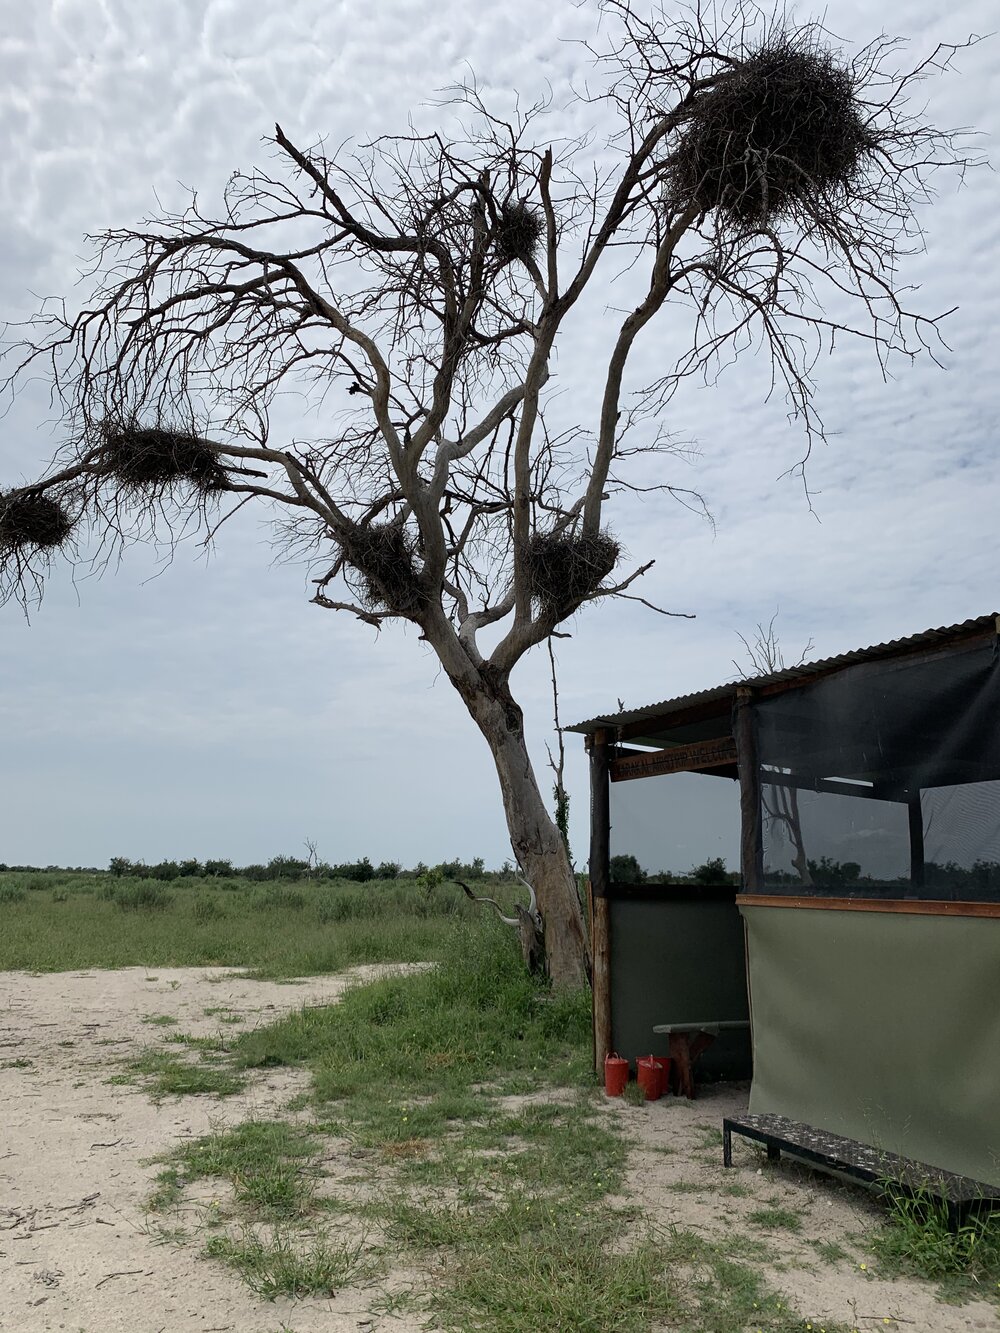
[567, 614, 1000, 736]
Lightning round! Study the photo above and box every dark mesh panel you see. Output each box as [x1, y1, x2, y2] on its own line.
[753, 639, 1000, 900]
[762, 784, 909, 888]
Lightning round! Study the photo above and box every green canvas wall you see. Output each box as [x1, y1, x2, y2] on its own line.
[610, 894, 751, 1077]
[742, 904, 1000, 1186]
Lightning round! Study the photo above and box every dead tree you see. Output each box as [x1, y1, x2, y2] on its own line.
[0, 4, 978, 987]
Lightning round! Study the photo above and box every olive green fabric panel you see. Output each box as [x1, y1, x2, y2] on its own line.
[610, 898, 751, 1076]
[743, 906, 1000, 1186]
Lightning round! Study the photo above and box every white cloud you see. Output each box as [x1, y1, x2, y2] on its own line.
[1, 0, 997, 868]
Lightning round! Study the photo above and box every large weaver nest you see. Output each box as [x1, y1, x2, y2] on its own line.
[99, 421, 230, 493]
[494, 202, 544, 265]
[0, 491, 75, 551]
[342, 522, 427, 618]
[666, 36, 874, 226]
[525, 530, 620, 616]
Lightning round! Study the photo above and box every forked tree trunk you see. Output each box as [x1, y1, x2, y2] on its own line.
[459, 676, 592, 990]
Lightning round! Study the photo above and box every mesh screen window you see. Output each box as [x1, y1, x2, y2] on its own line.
[753, 639, 1000, 900]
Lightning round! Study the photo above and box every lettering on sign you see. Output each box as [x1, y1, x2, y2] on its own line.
[610, 737, 737, 782]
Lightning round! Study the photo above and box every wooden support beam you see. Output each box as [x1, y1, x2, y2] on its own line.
[590, 729, 610, 899]
[589, 728, 612, 1072]
[609, 736, 737, 782]
[591, 892, 612, 1071]
[735, 689, 763, 892]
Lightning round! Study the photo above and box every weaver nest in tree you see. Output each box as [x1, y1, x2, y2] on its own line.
[526, 530, 620, 615]
[342, 522, 428, 617]
[0, 491, 75, 551]
[666, 36, 874, 226]
[99, 421, 230, 493]
[494, 202, 544, 265]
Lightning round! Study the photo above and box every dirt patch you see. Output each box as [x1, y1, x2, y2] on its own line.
[605, 1082, 999, 1331]
[0, 965, 428, 1333]
[3, 971, 996, 1331]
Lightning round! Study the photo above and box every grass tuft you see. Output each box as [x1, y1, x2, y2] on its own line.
[203, 1227, 373, 1298]
[115, 1045, 245, 1098]
[872, 1186, 1000, 1299]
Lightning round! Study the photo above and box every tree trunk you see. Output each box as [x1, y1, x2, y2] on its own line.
[460, 676, 592, 990]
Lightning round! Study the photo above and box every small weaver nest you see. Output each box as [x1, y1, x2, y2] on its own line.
[342, 522, 427, 618]
[665, 36, 874, 227]
[494, 202, 544, 265]
[525, 530, 620, 616]
[0, 491, 75, 551]
[99, 421, 230, 493]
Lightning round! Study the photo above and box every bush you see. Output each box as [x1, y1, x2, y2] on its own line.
[329, 857, 375, 883]
[609, 854, 645, 885]
[0, 885, 27, 904]
[250, 885, 306, 913]
[113, 884, 173, 913]
[193, 895, 226, 922]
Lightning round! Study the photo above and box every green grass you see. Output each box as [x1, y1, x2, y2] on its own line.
[872, 1186, 1000, 1302]
[203, 1229, 373, 1298]
[0, 871, 874, 1329]
[229, 920, 592, 1101]
[139, 924, 840, 1330]
[0, 870, 489, 974]
[112, 1045, 245, 1099]
[748, 1205, 804, 1232]
[152, 1120, 319, 1218]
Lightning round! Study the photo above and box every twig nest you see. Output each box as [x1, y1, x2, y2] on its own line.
[494, 202, 544, 265]
[342, 522, 427, 617]
[526, 530, 620, 615]
[0, 491, 75, 550]
[99, 421, 229, 493]
[667, 37, 873, 226]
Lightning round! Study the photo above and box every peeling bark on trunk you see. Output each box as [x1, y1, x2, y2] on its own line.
[455, 672, 591, 990]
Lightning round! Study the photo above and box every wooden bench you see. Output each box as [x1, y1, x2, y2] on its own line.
[723, 1113, 1000, 1230]
[651, 1020, 750, 1098]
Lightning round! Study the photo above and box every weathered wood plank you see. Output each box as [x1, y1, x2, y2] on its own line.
[738, 895, 1000, 918]
[609, 736, 737, 782]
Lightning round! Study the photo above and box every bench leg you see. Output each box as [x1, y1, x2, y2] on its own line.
[723, 1124, 733, 1168]
[668, 1033, 694, 1099]
[767, 1142, 781, 1163]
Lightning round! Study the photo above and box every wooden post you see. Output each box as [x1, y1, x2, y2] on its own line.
[908, 794, 925, 890]
[735, 689, 763, 892]
[589, 729, 612, 1070]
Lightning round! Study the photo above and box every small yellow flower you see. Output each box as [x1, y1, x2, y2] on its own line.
[859, 1263, 867, 1271]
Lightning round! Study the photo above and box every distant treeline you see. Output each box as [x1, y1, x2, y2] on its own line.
[610, 852, 1000, 895]
[0, 854, 505, 884]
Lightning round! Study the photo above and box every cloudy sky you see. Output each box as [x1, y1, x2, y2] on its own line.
[1, 0, 997, 872]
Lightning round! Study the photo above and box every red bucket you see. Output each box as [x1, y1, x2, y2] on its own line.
[636, 1055, 663, 1101]
[604, 1052, 628, 1097]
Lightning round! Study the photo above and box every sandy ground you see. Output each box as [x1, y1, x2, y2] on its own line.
[607, 1085, 1000, 1331]
[2, 968, 997, 1332]
[0, 966, 429, 1333]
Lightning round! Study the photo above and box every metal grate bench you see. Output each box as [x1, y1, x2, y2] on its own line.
[723, 1113, 1000, 1230]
